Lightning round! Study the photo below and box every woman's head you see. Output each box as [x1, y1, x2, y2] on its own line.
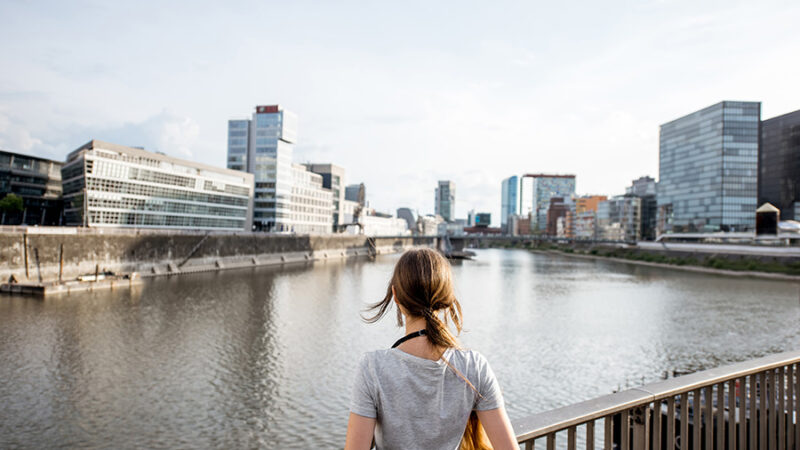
[364, 248, 463, 349]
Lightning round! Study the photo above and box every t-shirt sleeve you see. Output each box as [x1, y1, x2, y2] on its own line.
[349, 353, 378, 418]
[474, 353, 505, 411]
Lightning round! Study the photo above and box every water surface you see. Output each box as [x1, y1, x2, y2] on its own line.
[1, 249, 798, 448]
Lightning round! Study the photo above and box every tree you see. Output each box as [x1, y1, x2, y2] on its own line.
[0, 193, 23, 213]
[0, 193, 24, 224]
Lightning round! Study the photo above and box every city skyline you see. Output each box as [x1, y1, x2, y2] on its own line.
[1, 1, 799, 225]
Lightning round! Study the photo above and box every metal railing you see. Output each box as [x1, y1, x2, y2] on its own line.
[513, 350, 800, 449]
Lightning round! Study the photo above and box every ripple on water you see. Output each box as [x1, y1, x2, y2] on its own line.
[0, 249, 799, 448]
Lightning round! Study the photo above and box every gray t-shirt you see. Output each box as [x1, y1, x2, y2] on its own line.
[350, 347, 504, 450]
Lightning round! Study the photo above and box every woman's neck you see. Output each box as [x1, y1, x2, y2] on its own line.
[404, 316, 426, 335]
[397, 315, 446, 361]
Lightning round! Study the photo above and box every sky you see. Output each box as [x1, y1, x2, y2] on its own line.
[1, 0, 799, 225]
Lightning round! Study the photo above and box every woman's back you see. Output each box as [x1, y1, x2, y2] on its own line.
[350, 347, 503, 450]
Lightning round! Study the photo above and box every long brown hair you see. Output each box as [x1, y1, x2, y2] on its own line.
[363, 248, 492, 450]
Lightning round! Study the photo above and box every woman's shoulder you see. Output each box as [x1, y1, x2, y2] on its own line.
[447, 348, 493, 371]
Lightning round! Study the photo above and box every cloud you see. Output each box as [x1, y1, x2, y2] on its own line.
[0, 108, 201, 161]
[93, 110, 200, 158]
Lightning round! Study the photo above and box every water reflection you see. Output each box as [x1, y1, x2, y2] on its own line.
[0, 249, 798, 448]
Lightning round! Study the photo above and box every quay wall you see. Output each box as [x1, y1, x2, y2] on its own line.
[0, 228, 436, 282]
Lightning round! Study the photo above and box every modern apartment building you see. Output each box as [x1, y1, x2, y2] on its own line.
[61, 140, 253, 231]
[526, 174, 576, 231]
[501, 175, 518, 232]
[227, 105, 299, 231]
[759, 108, 800, 220]
[304, 163, 345, 231]
[658, 101, 760, 233]
[0, 150, 63, 225]
[626, 176, 657, 240]
[435, 180, 455, 222]
[598, 196, 642, 242]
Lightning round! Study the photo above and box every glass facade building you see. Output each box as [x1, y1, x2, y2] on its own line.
[0, 150, 63, 225]
[759, 108, 800, 220]
[526, 174, 576, 231]
[435, 180, 455, 222]
[500, 176, 518, 231]
[597, 196, 642, 242]
[62, 140, 253, 231]
[227, 105, 299, 231]
[658, 101, 760, 233]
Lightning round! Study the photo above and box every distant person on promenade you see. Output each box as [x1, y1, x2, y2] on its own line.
[344, 248, 518, 450]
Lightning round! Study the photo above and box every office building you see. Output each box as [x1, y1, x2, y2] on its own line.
[0, 150, 63, 225]
[658, 101, 760, 233]
[290, 164, 333, 234]
[474, 212, 491, 227]
[62, 140, 253, 231]
[626, 176, 657, 240]
[305, 163, 345, 231]
[501, 176, 519, 232]
[598, 196, 641, 241]
[760, 108, 800, 220]
[227, 105, 299, 231]
[525, 174, 576, 231]
[435, 180, 455, 222]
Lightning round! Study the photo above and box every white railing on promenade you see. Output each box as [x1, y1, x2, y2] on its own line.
[513, 349, 800, 449]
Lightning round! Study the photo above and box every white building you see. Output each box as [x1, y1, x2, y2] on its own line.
[290, 163, 333, 234]
[419, 214, 445, 236]
[345, 215, 409, 236]
[62, 140, 253, 231]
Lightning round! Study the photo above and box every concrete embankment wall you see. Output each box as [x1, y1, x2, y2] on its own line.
[0, 228, 436, 282]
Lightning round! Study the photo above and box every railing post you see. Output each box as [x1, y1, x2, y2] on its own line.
[632, 405, 649, 450]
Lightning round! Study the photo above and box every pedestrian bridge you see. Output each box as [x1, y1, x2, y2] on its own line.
[512, 349, 800, 449]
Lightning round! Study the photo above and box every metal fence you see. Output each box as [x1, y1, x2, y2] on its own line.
[513, 350, 800, 450]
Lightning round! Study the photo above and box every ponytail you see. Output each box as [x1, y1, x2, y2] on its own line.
[363, 248, 492, 449]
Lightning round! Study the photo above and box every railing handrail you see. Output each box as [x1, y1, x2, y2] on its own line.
[512, 348, 800, 443]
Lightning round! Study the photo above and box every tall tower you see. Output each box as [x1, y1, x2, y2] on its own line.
[435, 180, 456, 222]
[501, 176, 519, 231]
[227, 105, 298, 231]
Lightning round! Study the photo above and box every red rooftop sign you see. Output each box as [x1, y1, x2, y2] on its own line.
[256, 105, 279, 113]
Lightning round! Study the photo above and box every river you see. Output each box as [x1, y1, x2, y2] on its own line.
[1, 248, 798, 448]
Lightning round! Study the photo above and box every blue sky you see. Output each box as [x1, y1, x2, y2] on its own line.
[1, 0, 799, 224]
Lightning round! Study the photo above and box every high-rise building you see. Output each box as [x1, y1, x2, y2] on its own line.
[658, 101, 760, 233]
[523, 174, 576, 231]
[304, 163, 345, 231]
[501, 176, 519, 232]
[0, 150, 63, 225]
[435, 180, 455, 222]
[760, 108, 800, 220]
[227, 105, 299, 231]
[62, 140, 254, 231]
[626, 176, 657, 240]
